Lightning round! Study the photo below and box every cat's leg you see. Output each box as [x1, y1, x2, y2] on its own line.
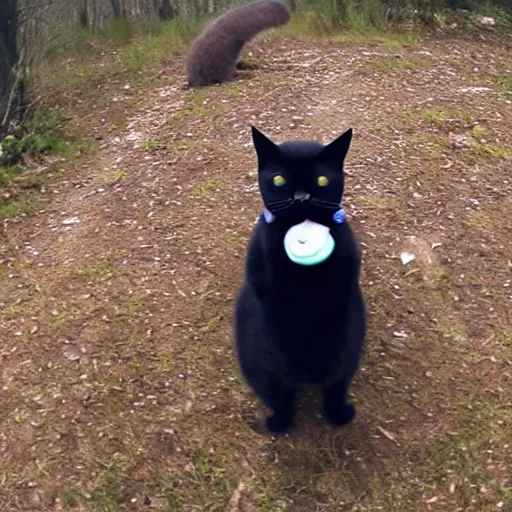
[235, 290, 296, 433]
[243, 366, 297, 434]
[322, 376, 356, 427]
[324, 292, 366, 427]
[261, 378, 297, 434]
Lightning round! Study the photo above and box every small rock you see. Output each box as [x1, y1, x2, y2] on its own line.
[63, 345, 81, 361]
[476, 15, 495, 26]
[62, 217, 80, 225]
[400, 252, 415, 265]
[460, 86, 492, 93]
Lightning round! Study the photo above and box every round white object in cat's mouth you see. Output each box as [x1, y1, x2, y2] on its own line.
[284, 220, 335, 266]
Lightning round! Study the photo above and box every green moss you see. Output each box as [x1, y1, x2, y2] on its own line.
[472, 143, 509, 157]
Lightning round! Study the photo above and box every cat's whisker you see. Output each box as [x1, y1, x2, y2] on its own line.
[310, 197, 340, 205]
[310, 199, 341, 209]
[270, 204, 294, 212]
[267, 199, 293, 207]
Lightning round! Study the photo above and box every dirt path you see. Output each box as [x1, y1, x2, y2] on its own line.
[1, 33, 512, 511]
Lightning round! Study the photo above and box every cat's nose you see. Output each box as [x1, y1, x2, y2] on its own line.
[294, 191, 310, 202]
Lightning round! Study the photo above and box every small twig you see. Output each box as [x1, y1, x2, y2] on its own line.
[404, 268, 420, 278]
[226, 481, 245, 512]
[481, 334, 495, 347]
[377, 425, 400, 446]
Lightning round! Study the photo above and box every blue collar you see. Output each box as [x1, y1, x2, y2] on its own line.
[261, 208, 346, 225]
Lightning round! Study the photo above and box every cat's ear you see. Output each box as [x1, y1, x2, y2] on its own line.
[251, 126, 280, 169]
[321, 128, 353, 168]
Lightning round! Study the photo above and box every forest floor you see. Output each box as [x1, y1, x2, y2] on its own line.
[1, 28, 512, 512]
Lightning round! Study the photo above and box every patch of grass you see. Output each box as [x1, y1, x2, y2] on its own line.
[397, 56, 430, 70]
[156, 448, 235, 511]
[379, 32, 422, 48]
[51, 310, 77, 328]
[256, 494, 288, 511]
[104, 18, 136, 45]
[0, 195, 38, 219]
[139, 138, 158, 151]
[0, 107, 85, 219]
[257, 72, 293, 88]
[62, 465, 129, 511]
[364, 55, 430, 75]
[79, 261, 115, 280]
[466, 197, 512, 232]
[169, 89, 210, 123]
[496, 73, 512, 92]
[220, 231, 237, 247]
[1, 304, 23, 320]
[1, 107, 78, 169]
[442, 326, 468, 341]
[114, 17, 205, 73]
[61, 487, 85, 508]
[471, 123, 490, 139]
[422, 107, 446, 126]
[39, 16, 206, 94]
[497, 328, 512, 358]
[102, 170, 126, 183]
[393, 107, 476, 133]
[45, 27, 106, 61]
[411, 394, 512, 510]
[471, 143, 509, 157]
[285, 0, 391, 34]
[0, 165, 24, 187]
[196, 179, 220, 195]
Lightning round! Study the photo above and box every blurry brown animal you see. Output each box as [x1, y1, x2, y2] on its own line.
[186, 0, 290, 87]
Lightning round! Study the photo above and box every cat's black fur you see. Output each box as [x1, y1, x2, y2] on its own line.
[234, 126, 366, 434]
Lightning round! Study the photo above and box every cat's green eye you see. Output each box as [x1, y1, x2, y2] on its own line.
[273, 175, 286, 187]
[317, 176, 330, 187]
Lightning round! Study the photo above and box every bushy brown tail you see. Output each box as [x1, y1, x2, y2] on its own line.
[186, 0, 290, 88]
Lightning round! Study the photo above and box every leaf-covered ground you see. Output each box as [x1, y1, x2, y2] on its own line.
[1, 31, 512, 511]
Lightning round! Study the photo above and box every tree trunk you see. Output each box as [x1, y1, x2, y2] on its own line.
[158, 0, 176, 20]
[1, 0, 20, 135]
[79, 0, 89, 27]
[111, 0, 123, 18]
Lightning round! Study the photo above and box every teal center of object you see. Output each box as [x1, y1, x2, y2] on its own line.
[283, 220, 335, 266]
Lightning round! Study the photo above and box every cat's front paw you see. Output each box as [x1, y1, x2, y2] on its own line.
[266, 411, 294, 434]
[325, 403, 356, 427]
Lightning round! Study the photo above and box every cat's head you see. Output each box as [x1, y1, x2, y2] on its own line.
[251, 126, 353, 226]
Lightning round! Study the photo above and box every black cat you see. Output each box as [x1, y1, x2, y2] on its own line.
[234, 126, 366, 434]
